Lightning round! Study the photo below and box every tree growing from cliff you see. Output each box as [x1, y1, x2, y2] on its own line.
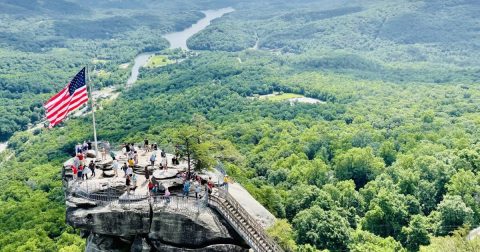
[171, 115, 216, 176]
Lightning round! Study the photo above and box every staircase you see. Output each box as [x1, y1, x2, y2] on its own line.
[208, 189, 284, 252]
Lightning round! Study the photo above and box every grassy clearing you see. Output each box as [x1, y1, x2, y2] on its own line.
[261, 93, 304, 101]
[145, 55, 173, 68]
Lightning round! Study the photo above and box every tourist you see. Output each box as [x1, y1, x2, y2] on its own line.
[153, 143, 158, 151]
[148, 179, 154, 196]
[112, 159, 119, 177]
[150, 152, 156, 168]
[87, 140, 92, 150]
[126, 165, 133, 178]
[125, 143, 131, 157]
[161, 149, 166, 158]
[89, 160, 96, 178]
[222, 175, 230, 191]
[165, 187, 171, 204]
[207, 177, 214, 194]
[82, 141, 88, 152]
[133, 151, 138, 165]
[158, 182, 166, 194]
[144, 166, 149, 180]
[194, 180, 201, 199]
[126, 175, 131, 194]
[151, 177, 158, 193]
[77, 152, 85, 166]
[122, 162, 128, 177]
[101, 147, 107, 160]
[131, 143, 135, 152]
[71, 165, 78, 178]
[183, 179, 191, 198]
[78, 165, 83, 180]
[144, 138, 149, 151]
[75, 143, 82, 154]
[132, 174, 138, 190]
[83, 164, 91, 180]
[163, 158, 168, 170]
[73, 155, 80, 169]
[128, 158, 134, 168]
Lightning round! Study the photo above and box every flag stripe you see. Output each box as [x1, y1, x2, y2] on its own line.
[50, 96, 89, 125]
[45, 87, 68, 109]
[46, 87, 87, 119]
[44, 68, 88, 127]
[47, 89, 88, 121]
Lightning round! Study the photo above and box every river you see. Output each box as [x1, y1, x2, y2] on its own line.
[126, 7, 234, 87]
[163, 7, 234, 50]
[0, 142, 7, 154]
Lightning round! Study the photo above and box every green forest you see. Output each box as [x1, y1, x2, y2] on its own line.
[1, 0, 480, 251]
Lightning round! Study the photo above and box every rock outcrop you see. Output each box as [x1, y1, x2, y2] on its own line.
[64, 148, 277, 251]
[67, 195, 249, 251]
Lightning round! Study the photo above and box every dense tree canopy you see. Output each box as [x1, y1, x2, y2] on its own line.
[1, 0, 480, 251]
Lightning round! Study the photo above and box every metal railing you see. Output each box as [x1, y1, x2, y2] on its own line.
[63, 166, 282, 251]
[208, 189, 284, 252]
[65, 175, 206, 210]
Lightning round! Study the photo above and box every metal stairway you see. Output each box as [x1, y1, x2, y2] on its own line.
[208, 189, 284, 252]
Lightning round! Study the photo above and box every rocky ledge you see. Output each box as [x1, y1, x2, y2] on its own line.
[63, 149, 255, 251]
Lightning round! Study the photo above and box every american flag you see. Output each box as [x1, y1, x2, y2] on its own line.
[44, 68, 89, 127]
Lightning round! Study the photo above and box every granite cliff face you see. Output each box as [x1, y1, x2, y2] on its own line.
[66, 193, 249, 251]
[63, 149, 277, 252]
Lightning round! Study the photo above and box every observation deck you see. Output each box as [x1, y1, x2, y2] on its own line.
[62, 145, 282, 252]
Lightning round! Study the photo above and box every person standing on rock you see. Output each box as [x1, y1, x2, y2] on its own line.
[133, 151, 138, 165]
[150, 152, 156, 168]
[112, 159, 119, 177]
[132, 174, 138, 191]
[194, 180, 201, 199]
[183, 180, 191, 198]
[105, 141, 110, 153]
[77, 152, 85, 167]
[87, 140, 92, 150]
[126, 175, 131, 194]
[101, 147, 107, 160]
[207, 177, 214, 194]
[144, 138, 149, 152]
[165, 187, 171, 204]
[124, 143, 130, 158]
[71, 165, 78, 178]
[144, 166, 150, 180]
[89, 160, 96, 178]
[126, 165, 133, 178]
[222, 175, 230, 191]
[82, 141, 88, 152]
[122, 162, 128, 177]
[77, 165, 83, 180]
[83, 165, 91, 180]
[148, 178, 154, 195]
[128, 158, 134, 168]
[73, 155, 80, 169]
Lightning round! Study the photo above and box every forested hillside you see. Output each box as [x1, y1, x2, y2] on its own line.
[1, 0, 480, 251]
[0, 0, 232, 141]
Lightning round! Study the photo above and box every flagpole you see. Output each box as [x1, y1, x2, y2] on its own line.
[87, 65, 99, 160]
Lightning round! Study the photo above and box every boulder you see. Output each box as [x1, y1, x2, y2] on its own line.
[153, 169, 179, 180]
[103, 170, 115, 178]
[86, 150, 96, 158]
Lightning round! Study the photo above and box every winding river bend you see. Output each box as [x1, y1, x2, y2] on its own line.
[0, 8, 234, 155]
[126, 7, 234, 86]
